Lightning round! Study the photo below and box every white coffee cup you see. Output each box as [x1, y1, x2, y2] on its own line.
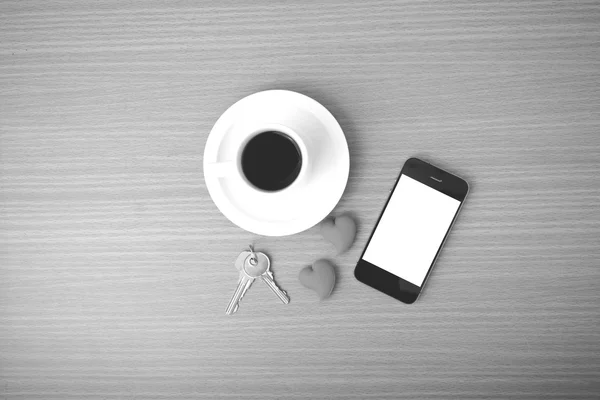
[204, 123, 311, 193]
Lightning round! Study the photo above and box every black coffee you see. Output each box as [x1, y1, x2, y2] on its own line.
[241, 131, 302, 192]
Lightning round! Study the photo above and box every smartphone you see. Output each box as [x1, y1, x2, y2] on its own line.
[354, 158, 468, 304]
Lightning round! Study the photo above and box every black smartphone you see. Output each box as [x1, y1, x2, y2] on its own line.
[354, 158, 469, 304]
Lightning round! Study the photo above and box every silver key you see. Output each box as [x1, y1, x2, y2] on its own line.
[225, 251, 255, 315]
[247, 252, 290, 304]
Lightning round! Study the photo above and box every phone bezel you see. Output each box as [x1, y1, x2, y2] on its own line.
[354, 157, 469, 304]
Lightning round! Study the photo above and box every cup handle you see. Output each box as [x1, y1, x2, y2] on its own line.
[204, 161, 237, 178]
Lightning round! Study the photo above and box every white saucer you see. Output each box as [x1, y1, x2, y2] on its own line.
[203, 90, 350, 236]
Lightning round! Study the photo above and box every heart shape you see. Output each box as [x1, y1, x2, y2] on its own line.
[298, 259, 336, 300]
[320, 214, 357, 254]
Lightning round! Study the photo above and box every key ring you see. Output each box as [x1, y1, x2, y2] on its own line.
[248, 244, 258, 266]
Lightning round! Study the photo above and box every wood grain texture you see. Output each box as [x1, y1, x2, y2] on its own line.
[1, 0, 600, 398]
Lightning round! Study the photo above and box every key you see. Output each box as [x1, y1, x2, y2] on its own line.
[243, 251, 290, 305]
[225, 251, 255, 315]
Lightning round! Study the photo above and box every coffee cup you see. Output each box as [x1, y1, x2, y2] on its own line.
[204, 123, 310, 193]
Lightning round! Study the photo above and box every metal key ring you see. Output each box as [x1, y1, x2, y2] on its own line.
[248, 244, 258, 266]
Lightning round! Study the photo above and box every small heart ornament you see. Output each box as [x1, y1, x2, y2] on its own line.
[298, 259, 336, 300]
[320, 214, 357, 254]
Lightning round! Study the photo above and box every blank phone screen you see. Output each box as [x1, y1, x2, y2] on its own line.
[363, 175, 461, 287]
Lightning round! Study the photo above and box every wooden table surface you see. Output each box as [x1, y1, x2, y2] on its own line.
[1, 1, 599, 399]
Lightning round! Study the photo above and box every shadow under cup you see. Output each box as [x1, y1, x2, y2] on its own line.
[241, 130, 303, 192]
